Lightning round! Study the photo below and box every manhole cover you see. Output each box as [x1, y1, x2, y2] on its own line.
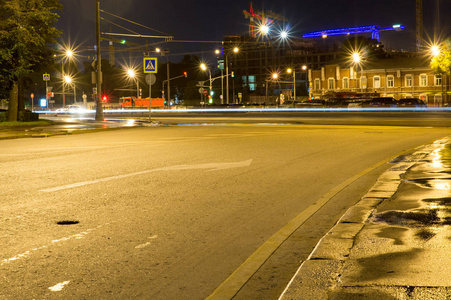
[57, 220, 79, 225]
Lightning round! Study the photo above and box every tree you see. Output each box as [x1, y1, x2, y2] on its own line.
[0, 0, 61, 121]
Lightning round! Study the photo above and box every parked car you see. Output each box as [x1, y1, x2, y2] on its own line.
[367, 97, 397, 107]
[296, 99, 325, 107]
[397, 98, 427, 108]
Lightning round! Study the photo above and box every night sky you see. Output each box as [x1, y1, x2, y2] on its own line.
[56, 0, 450, 63]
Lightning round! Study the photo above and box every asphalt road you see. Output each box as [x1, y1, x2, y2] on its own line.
[1, 122, 451, 299]
[101, 110, 451, 127]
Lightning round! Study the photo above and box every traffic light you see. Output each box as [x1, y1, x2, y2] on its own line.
[120, 40, 126, 44]
[231, 71, 235, 78]
[183, 71, 187, 77]
[102, 95, 108, 102]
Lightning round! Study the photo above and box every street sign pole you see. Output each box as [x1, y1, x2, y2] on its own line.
[149, 78, 152, 123]
[144, 57, 157, 123]
[31, 93, 34, 112]
[45, 80, 48, 110]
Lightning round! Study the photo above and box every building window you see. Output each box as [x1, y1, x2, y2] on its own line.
[405, 75, 413, 87]
[435, 75, 442, 86]
[328, 78, 335, 90]
[314, 79, 320, 90]
[387, 75, 394, 88]
[343, 77, 349, 89]
[373, 76, 381, 88]
[420, 74, 427, 87]
[248, 75, 256, 91]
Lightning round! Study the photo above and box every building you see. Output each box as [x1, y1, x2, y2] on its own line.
[309, 55, 449, 106]
[219, 35, 341, 104]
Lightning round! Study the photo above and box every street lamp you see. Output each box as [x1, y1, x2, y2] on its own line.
[61, 48, 74, 107]
[215, 49, 225, 103]
[287, 68, 296, 105]
[225, 47, 239, 104]
[352, 52, 363, 92]
[127, 69, 140, 99]
[200, 63, 212, 106]
[274, 73, 281, 107]
[431, 45, 441, 57]
[431, 44, 444, 106]
[64, 75, 76, 105]
[301, 65, 309, 100]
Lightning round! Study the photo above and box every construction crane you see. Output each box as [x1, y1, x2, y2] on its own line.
[243, 2, 288, 37]
[416, 0, 423, 51]
[302, 24, 405, 42]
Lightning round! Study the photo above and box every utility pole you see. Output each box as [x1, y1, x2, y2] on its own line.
[95, 0, 104, 121]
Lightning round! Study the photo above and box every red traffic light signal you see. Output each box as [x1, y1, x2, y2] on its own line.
[183, 71, 187, 77]
[102, 95, 108, 102]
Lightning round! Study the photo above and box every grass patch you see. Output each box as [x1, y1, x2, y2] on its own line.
[0, 120, 55, 128]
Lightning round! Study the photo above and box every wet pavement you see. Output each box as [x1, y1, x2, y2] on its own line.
[280, 137, 451, 300]
[0, 118, 157, 139]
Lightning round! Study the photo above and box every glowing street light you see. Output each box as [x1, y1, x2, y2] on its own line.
[127, 68, 140, 98]
[260, 24, 270, 35]
[63, 75, 76, 104]
[200, 63, 212, 105]
[287, 68, 296, 105]
[61, 48, 75, 107]
[301, 65, 309, 99]
[66, 49, 73, 58]
[64, 75, 72, 84]
[280, 30, 288, 39]
[431, 45, 441, 57]
[352, 52, 364, 92]
[226, 47, 239, 104]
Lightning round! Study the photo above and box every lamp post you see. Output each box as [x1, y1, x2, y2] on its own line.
[301, 65, 308, 100]
[64, 75, 76, 104]
[271, 72, 281, 107]
[287, 68, 296, 106]
[200, 63, 212, 106]
[127, 69, 140, 99]
[352, 52, 363, 92]
[225, 47, 239, 104]
[431, 45, 444, 106]
[61, 49, 73, 108]
[215, 49, 225, 104]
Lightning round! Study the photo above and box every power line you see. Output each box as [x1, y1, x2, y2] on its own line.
[100, 17, 140, 36]
[100, 9, 171, 37]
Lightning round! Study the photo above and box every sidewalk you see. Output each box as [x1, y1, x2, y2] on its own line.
[280, 137, 451, 300]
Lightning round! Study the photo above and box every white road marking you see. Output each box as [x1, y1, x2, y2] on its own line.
[39, 160, 252, 193]
[48, 281, 70, 292]
[135, 242, 151, 249]
[135, 235, 158, 249]
[1, 223, 110, 266]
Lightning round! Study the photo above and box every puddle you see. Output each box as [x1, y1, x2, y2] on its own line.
[375, 209, 440, 226]
[372, 143, 451, 241]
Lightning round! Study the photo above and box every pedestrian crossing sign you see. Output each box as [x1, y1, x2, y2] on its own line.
[143, 57, 158, 73]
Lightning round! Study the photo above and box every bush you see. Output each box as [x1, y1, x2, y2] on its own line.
[0, 111, 39, 122]
[18, 111, 39, 122]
